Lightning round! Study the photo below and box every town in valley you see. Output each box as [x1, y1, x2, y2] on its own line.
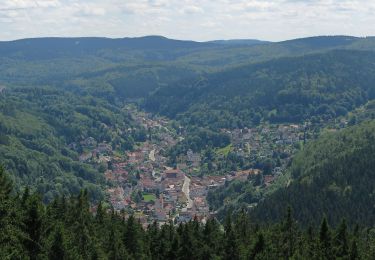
[70, 105, 348, 227]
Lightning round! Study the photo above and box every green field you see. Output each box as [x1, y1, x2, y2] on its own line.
[216, 144, 233, 156]
[143, 193, 156, 202]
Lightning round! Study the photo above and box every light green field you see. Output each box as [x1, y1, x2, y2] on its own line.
[143, 193, 156, 202]
[216, 144, 233, 156]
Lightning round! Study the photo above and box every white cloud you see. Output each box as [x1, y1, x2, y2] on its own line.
[0, 0, 374, 41]
[182, 5, 204, 14]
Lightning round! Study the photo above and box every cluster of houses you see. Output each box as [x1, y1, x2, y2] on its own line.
[221, 123, 307, 183]
[74, 108, 314, 226]
[70, 136, 114, 163]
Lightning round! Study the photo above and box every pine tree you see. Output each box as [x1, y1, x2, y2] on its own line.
[281, 206, 296, 258]
[203, 218, 222, 256]
[177, 224, 194, 260]
[48, 225, 66, 260]
[23, 194, 44, 259]
[334, 219, 349, 258]
[249, 232, 265, 260]
[70, 190, 95, 259]
[147, 221, 160, 259]
[107, 226, 128, 260]
[95, 201, 105, 225]
[0, 167, 28, 259]
[349, 239, 359, 260]
[124, 215, 145, 259]
[304, 225, 316, 259]
[223, 214, 239, 260]
[21, 187, 30, 206]
[319, 217, 333, 259]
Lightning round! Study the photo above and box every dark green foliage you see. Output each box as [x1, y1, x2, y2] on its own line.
[207, 179, 261, 215]
[0, 166, 28, 259]
[335, 219, 349, 258]
[0, 167, 375, 259]
[251, 120, 375, 226]
[0, 87, 138, 202]
[249, 232, 265, 259]
[319, 217, 333, 259]
[23, 194, 44, 259]
[48, 225, 66, 260]
[168, 127, 230, 159]
[146, 50, 375, 129]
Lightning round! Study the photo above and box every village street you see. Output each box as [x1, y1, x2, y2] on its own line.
[182, 175, 193, 209]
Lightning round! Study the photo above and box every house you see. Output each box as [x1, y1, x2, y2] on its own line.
[79, 152, 92, 162]
[141, 178, 158, 192]
[98, 155, 111, 164]
[127, 151, 144, 164]
[233, 169, 260, 181]
[164, 169, 183, 179]
[176, 211, 193, 223]
[264, 175, 275, 186]
[97, 142, 112, 154]
[187, 149, 201, 165]
[154, 209, 167, 222]
[80, 137, 97, 147]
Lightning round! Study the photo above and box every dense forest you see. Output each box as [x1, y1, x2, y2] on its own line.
[1, 167, 374, 259]
[145, 50, 375, 129]
[0, 87, 141, 202]
[249, 120, 375, 226]
[2, 36, 375, 101]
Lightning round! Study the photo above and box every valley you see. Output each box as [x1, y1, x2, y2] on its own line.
[70, 101, 359, 226]
[0, 35, 375, 259]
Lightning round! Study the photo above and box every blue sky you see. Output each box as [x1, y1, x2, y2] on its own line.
[0, 0, 374, 41]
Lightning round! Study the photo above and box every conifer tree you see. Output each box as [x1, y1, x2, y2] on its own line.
[249, 232, 265, 260]
[0, 166, 27, 259]
[349, 239, 359, 260]
[281, 206, 296, 258]
[124, 215, 145, 259]
[23, 194, 44, 259]
[223, 214, 239, 260]
[48, 225, 66, 260]
[335, 219, 349, 258]
[319, 217, 333, 259]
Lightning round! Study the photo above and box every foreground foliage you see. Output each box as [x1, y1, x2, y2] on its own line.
[0, 167, 374, 259]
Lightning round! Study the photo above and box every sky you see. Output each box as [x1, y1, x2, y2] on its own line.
[1, 0, 375, 42]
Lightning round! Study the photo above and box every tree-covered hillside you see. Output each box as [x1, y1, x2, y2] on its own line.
[145, 50, 375, 129]
[2, 35, 375, 101]
[250, 120, 375, 226]
[0, 87, 137, 202]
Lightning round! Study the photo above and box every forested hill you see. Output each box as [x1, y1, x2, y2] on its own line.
[145, 49, 375, 129]
[0, 87, 139, 202]
[0, 35, 360, 60]
[0, 36, 216, 59]
[250, 120, 375, 226]
[1, 35, 375, 101]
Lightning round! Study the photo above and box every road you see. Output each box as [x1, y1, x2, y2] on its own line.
[182, 175, 193, 209]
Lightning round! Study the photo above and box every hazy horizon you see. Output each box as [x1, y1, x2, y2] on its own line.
[1, 34, 373, 43]
[1, 0, 375, 42]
